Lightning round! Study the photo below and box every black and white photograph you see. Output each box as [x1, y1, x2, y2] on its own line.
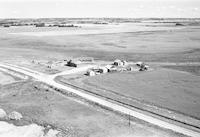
[0, 0, 200, 137]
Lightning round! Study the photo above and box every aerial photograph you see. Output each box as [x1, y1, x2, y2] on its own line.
[0, 0, 200, 137]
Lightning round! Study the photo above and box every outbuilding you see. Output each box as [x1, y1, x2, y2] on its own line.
[136, 61, 144, 67]
[105, 65, 113, 72]
[109, 67, 117, 72]
[0, 108, 7, 118]
[139, 64, 149, 71]
[86, 70, 96, 76]
[122, 60, 128, 66]
[113, 59, 123, 66]
[99, 67, 108, 73]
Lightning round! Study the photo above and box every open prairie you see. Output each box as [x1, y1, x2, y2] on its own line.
[0, 19, 200, 136]
[81, 68, 200, 119]
[0, 23, 200, 62]
[2, 81, 177, 137]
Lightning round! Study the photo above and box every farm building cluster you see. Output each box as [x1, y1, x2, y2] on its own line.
[30, 57, 149, 76]
[86, 59, 149, 76]
[31, 57, 94, 69]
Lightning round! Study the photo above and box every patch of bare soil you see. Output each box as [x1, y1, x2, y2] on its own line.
[0, 71, 17, 85]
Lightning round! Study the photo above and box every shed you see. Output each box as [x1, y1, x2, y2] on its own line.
[139, 64, 149, 71]
[86, 70, 96, 76]
[122, 60, 128, 66]
[105, 65, 113, 72]
[109, 67, 117, 72]
[0, 108, 7, 118]
[127, 67, 133, 71]
[136, 61, 144, 67]
[99, 67, 108, 73]
[113, 59, 123, 66]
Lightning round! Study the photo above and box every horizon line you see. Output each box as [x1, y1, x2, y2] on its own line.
[1, 17, 200, 19]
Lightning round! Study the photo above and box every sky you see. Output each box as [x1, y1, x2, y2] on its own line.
[0, 0, 200, 18]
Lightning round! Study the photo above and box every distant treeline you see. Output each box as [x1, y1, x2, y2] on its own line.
[0, 18, 200, 27]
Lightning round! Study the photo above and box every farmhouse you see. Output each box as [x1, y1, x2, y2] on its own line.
[113, 59, 128, 66]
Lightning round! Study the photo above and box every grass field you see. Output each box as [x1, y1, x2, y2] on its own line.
[0, 24, 200, 63]
[163, 65, 200, 76]
[0, 81, 181, 137]
[82, 68, 200, 119]
[0, 21, 200, 136]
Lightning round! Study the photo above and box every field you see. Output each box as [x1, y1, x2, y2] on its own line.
[163, 65, 200, 76]
[1, 23, 200, 63]
[0, 18, 200, 136]
[0, 80, 181, 137]
[82, 68, 200, 118]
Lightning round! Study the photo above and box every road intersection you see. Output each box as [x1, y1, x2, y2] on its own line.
[0, 63, 200, 137]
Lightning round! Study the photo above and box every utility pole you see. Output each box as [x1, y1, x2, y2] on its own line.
[128, 112, 131, 127]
